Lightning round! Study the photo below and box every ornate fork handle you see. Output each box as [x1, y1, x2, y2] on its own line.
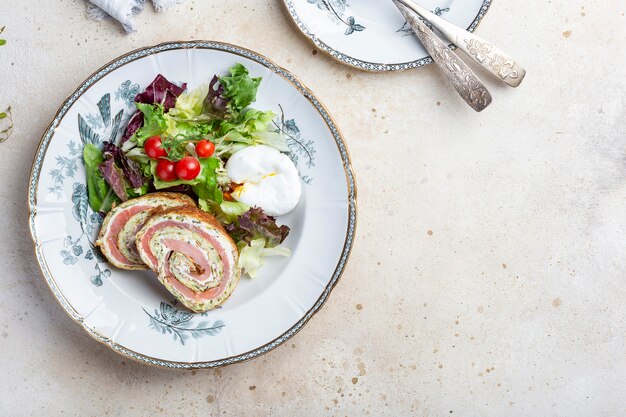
[397, 0, 526, 87]
[460, 38, 525, 86]
[393, 0, 492, 112]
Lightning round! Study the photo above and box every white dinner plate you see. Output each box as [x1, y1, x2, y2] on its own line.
[28, 41, 357, 368]
[283, 0, 492, 71]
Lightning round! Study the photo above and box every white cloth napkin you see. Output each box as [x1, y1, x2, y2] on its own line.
[86, 0, 182, 33]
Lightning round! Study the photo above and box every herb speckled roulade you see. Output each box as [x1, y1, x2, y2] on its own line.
[96, 192, 194, 270]
[135, 206, 241, 312]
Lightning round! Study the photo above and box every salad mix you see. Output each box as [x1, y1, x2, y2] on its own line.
[84, 63, 295, 277]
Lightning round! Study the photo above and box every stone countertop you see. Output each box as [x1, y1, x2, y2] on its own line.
[1, 1, 625, 416]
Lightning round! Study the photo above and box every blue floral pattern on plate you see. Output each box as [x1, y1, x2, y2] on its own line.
[144, 301, 225, 345]
[274, 105, 316, 184]
[50, 92, 128, 286]
[115, 80, 141, 107]
[396, 5, 451, 36]
[307, 0, 365, 35]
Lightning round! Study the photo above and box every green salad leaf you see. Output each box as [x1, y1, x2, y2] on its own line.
[199, 200, 250, 224]
[127, 183, 150, 198]
[220, 63, 262, 115]
[163, 113, 217, 140]
[214, 109, 288, 156]
[125, 147, 150, 164]
[132, 103, 167, 145]
[191, 157, 223, 203]
[239, 109, 275, 134]
[237, 239, 265, 278]
[216, 108, 272, 137]
[220, 201, 250, 220]
[237, 238, 290, 278]
[150, 156, 224, 201]
[83, 144, 119, 212]
[169, 84, 210, 120]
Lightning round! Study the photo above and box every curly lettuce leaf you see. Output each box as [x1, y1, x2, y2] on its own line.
[239, 109, 275, 134]
[132, 103, 167, 146]
[214, 109, 288, 156]
[220, 200, 249, 219]
[83, 144, 119, 213]
[125, 147, 150, 163]
[219, 63, 261, 115]
[125, 147, 152, 178]
[162, 113, 218, 139]
[216, 108, 272, 137]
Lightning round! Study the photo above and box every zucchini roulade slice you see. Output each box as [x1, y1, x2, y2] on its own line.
[96, 192, 194, 270]
[135, 206, 241, 312]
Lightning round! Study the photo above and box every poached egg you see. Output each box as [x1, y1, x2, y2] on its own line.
[225, 145, 301, 216]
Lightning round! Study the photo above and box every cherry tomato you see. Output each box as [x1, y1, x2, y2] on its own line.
[144, 136, 167, 159]
[195, 140, 215, 158]
[175, 156, 201, 181]
[156, 159, 177, 182]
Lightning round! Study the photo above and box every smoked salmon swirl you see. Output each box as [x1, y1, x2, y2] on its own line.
[96, 192, 194, 270]
[135, 206, 241, 312]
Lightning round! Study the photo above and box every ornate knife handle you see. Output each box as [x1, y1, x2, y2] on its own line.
[398, 0, 526, 87]
[393, 0, 492, 112]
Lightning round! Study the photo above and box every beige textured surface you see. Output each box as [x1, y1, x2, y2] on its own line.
[1, 0, 626, 416]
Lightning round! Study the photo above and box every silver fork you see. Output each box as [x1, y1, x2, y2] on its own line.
[397, 0, 526, 87]
[393, 0, 492, 112]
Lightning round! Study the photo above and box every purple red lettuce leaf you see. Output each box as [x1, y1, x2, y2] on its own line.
[98, 157, 128, 202]
[102, 141, 145, 189]
[121, 74, 187, 143]
[203, 75, 229, 117]
[226, 207, 290, 248]
[121, 111, 144, 143]
[134, 74, 186, 111]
